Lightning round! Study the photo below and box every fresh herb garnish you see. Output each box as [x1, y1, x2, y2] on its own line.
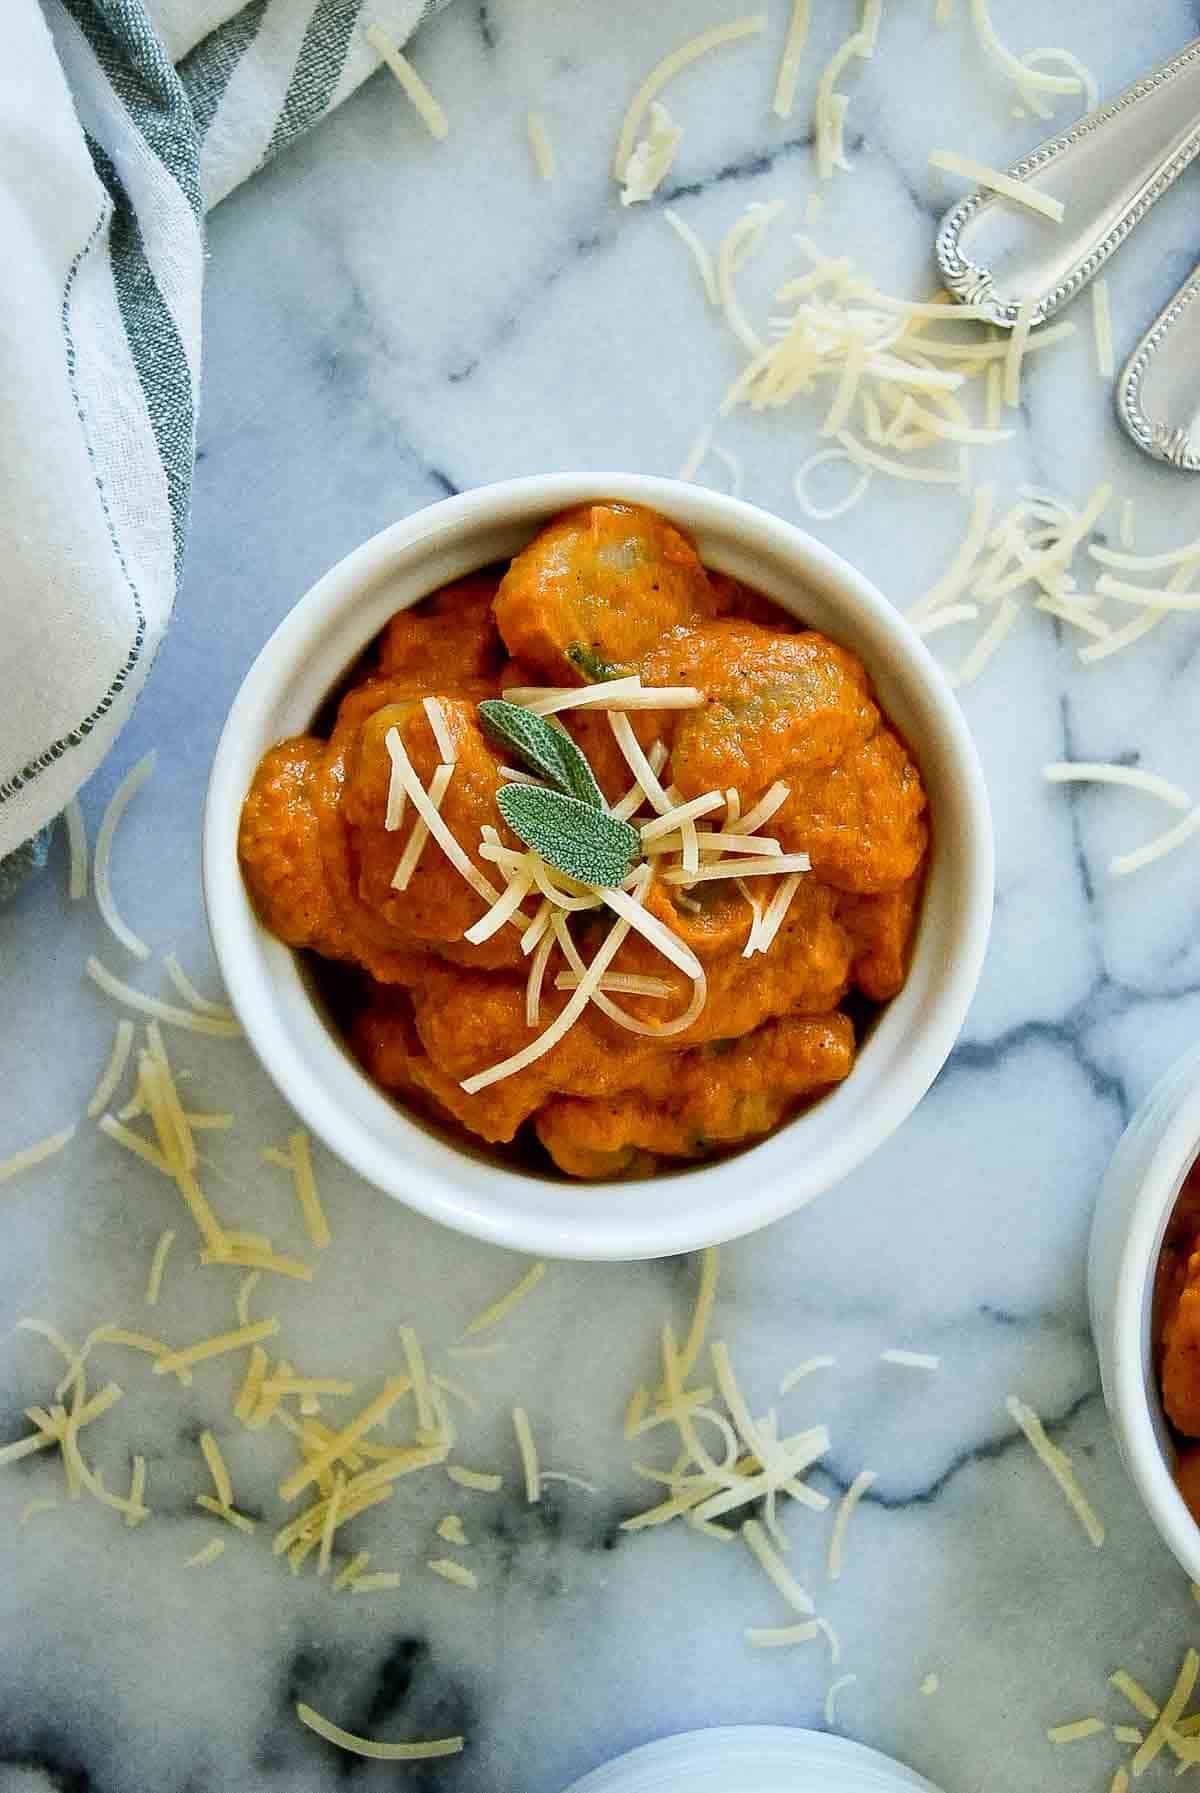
[495, 785, 640, 888]
[566, 642, 632, 683]
[479, 699, 605, 810]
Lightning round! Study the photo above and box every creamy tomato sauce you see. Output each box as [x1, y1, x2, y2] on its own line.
[1155, 1159, 1200, 1519]
[239, 503, 929, 1178]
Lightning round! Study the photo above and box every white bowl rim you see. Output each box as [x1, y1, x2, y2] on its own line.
[1110, 1083, 1200, 1578]
[203, 472, 994, 1260]
[559, 1723, 942, 1792]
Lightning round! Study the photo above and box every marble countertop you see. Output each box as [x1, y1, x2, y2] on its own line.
[6, 2, 1200, 1788]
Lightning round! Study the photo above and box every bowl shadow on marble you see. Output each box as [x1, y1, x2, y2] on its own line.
[203, 473, 994, 1263]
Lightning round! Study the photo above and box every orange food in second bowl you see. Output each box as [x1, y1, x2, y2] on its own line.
[239, 501, 929, 1179]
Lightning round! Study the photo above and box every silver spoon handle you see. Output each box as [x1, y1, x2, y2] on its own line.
[935, 37, 1200, 328]
[1117, 269, 1200, 470]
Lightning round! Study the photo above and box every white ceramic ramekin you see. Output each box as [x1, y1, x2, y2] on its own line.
[559, 1725, 944, 1793]
[203, 473, 993, 1261]
[1089, 1043, 1200, 1580]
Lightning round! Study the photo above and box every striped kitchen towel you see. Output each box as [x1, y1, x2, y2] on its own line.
[0, 0, 448, 882]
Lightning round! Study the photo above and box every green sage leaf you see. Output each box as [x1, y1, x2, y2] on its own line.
[479, 699, 604, 810]
[495, 785, 640, 888]
[566, 642, 632, 684]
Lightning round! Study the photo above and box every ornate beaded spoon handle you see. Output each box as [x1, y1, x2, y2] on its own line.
[935, 38, 1200, 469]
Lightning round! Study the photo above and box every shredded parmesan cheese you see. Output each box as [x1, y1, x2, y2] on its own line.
[772, 0, 811, 117]
[814, 4, 879, 181]
[880, 1349, 940, 1371]
[446, 1465, 503, 1492]
[279, 1378, 411, 1502]
[526, 110, 555, 180]
[187, 1538, 226, 1567]
[929, 150, 1064, 223]
[64, 797, 88, 900]
[827, 1469, 876, 1580]
[196, 1495, 255, 1533]
[664, 207, 718, 305]
[0, 1124, 76, 1187]
[364, 23, 448, 138]
[1005, 1394, 1104, 1546]
[350, 1570, 403, 1592]
[285, 1129, 330, 1249]
[161, 954, 234, 1019]
[1134, 1650, 1200, 1775]
[837, 430, 963, 487]
[676, 1247, 720, 1385]
[86, 957, 242, 1037]
[462, 899, 639, 1094]
[421, 697, 458, 765]
[154, 1318, 279, 1379]
[296, 1702, 464, 1761]
[200, 1429, 234, 1508]
[825, 1674, 857, 1726]
[1092, 276, 1115, 378]
[613, 16, 767, 178]
[429, 1556, 478, 1589]
[93, 751, 156, 960]
[85, 1018, 133, 1111]
[464, 1261, 546, 1337]
[513, 1406, 540, 1503]
[1047, 1718, 1106, 1743]
[794, 450, 871, 521]
[779, 1356, 836, 1393]
[742, 1518, 815, 1613]
[1110, 808, 1200, 879]
[384, 729, 502, 910]
[621, 100, 682, 205]
[955, 595, 1021, 686]
[20, 1496, 60, 1526]
[967, 0, 1082, 116]
[391, 762, 455, 891]
[1043, 762, 1192, 811]
[747, 1621, 821, 1647]
[1003, 295, 1037, 406]
[663, 853, 810, 885]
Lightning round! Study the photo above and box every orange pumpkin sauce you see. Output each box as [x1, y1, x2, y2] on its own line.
[1155, 1161, 1200, 1517]
[239, 502, 929, 1179]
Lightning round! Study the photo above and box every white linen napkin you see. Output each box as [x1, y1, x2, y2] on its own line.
[0, 0, 443, 884]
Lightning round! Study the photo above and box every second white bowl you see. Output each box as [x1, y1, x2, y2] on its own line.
[1090, 1043, 1200, 1579]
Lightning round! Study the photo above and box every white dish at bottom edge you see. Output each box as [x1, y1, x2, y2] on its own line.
[559, 1725, 946, 1793]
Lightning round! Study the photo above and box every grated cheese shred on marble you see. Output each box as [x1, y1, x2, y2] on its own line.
[827, 1469, 877, 1580]
[613, 16, 766, 180]
[1005, 1394, 1104, 1546]
[93, 751, 156, 961]
[880, 1349, 940, 1371]
[464, 1262, 546, 1337]
[364, 23, 448, 138]
[513, 1406, 540, 1503]
[86, 956, 242, 1038]
[161, 954, 235, 1020]
[526, 110, 555, 180]
[621, 101, 682, 205]
[0, 1124, 76, 1187]
[929, 149, 1064, 222]
[64, 797, 88, 900]
[664, 207, 718, 306]
[772, 0, 811, 117]
[296, 1702, 464, 1762]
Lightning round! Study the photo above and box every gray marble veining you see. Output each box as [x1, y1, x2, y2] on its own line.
[5, 3, 1200, 1789]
